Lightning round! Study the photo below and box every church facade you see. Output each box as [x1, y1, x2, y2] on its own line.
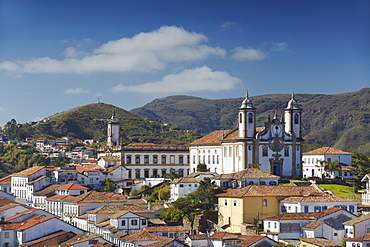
[189, 93, 303, 178]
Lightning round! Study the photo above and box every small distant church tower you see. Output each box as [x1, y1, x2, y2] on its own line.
[238, 91, 256, 139]
[107, 112, 120, 146]
[284, 92, 302, 138]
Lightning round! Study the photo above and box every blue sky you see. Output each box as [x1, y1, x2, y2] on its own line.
[0, 0, 369, 127]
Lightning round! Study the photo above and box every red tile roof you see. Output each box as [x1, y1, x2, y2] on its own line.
[264, 207, 343, 221]
[143, 225, 187, 232]
[61, 233, 101, 245]
[347, 232, 370, 242]
[0, 175, 11, 184]
[57, 183, 89, 191]
[302, 221, 324, 229]
[212, 168, 279, 179]
[303, 147, 353, 155]
[121, 229, 169, 242]
[62, 191, 122, 203]
[281, 193, 358, 203]
[11, 166, 45, 177]
[236, 236, 266, 246]
[217, 185, 323, 198]
[343, 213, 370, 225]
[300, 238, 340, 247]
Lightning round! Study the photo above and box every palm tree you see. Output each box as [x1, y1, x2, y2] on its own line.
[324, 160, 341, 179]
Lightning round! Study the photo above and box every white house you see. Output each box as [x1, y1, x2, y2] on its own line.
[262, 207, 356, 243]
[302, 146, 353, 179]
[279, 192, 358, 214]
[359, 174, 370, 215]
[190, 92, 303, 178]
[346, 233, 370, 247]
[11, 166, 50, 203]
[343, 213, 370, 238]
[169, 172, 216, 201]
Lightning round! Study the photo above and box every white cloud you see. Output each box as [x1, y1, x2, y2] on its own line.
[272, 42, 288, 51]
[231, 47, 268, 61]
[64, 47, 89, 58]
[220, 22, 236, 31]
[64, 87, 91, 94]
[111, 66, 241, 94]
[0, 26, 226, 74]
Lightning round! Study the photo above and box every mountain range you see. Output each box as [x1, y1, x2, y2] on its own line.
[131, 88, 370, 156]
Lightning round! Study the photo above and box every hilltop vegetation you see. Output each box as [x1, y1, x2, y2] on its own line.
[3, 103, 201, 145]
[131, 88, 370, 155]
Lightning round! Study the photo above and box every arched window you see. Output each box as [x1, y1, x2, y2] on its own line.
[239, 113, 242, 123]
[248, 113, 253, 123]
[294, 114, 299, 124]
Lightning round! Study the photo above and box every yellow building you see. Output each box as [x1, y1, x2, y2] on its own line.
[299, 238, 340, 247]
[217, 185, 323, 233]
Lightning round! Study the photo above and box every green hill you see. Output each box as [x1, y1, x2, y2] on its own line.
[131, 88, 370, 155]
[11, 103, 200, 145]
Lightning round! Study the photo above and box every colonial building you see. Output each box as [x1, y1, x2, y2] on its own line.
[98, 114, 190, 179]
[189, 92, 303, 177]
[302, 147, 354, 179]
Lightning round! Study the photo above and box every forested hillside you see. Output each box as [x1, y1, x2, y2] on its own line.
[131, 88, 370, 155]
[3, 103, 201, 145]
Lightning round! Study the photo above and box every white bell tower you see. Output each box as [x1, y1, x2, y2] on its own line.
[238, 91, 256, 139]
[284, 92, 302, 138]
[107, 112, 120, 146]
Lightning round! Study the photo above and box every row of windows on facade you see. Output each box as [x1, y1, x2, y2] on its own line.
[281, 205, 355, 213]
[304, 158, 332, 165]
[127, 168, 188, 179]
[240, 113, 299, 124]
[120, 219, 147, 227]
[224, 199, 268, 207]
[125, 155, 188, 165]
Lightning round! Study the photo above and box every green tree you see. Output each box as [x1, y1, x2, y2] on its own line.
[102, 177, 115, 192]
[324, 160, 341, 178]
[250, 163, 261, 169]
[352, 152, 370, 189]
[163, 168, 181, 181]
[197, 163, 208, 172]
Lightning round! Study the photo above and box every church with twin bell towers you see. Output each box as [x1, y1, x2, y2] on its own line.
[189, 92, 303, 178]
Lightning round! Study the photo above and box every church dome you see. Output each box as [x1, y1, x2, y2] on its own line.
[286, 92, 300, 109]
[240, 91, 255, 109]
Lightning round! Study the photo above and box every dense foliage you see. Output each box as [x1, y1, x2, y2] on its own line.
[0, 144, 48, 177]
[132, 88, 370, 155]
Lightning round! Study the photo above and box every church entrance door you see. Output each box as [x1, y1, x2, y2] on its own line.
[273, 163, 280, 176]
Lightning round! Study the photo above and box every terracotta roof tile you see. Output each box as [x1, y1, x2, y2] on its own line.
[19, 230, 76, 246]
[217, 185, 323, 198]
[170, 177, 200, 184]
[62, 191, 122, 203]
[212, 168, 279, 180]
[88, 205, 148, 214]
[347, 232, 370, 242]
[187, 234, 209, 240]
[57, 183, 89, 191]
[13, 214, 54, 230]
[148, 218, 167, 225]
[122, 229, 169, 242]
[0, 197, 22, 207]
[143, 225, 187, 232]
[281, 193, 358, 203]
[236, 236, 265, 246]
[140, 239, 174, 247]
[300, 238, 341, 247]
[33, 184, 60, 196]
[209, 232, 240, 240]
[47, 195, 75, 200]
[343, 213, 370, 225]
[187, 172, 217, 178]
[303, 147, 353, 155]
[0, 203, 24, 211]
[61, 233, 101, 245]
[0, 175, 11, 184]
[12, 166, 45, 177]
[265, 207, 343, 221]
[123, 143, 188, 151]
[302, 221, 324, 229]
